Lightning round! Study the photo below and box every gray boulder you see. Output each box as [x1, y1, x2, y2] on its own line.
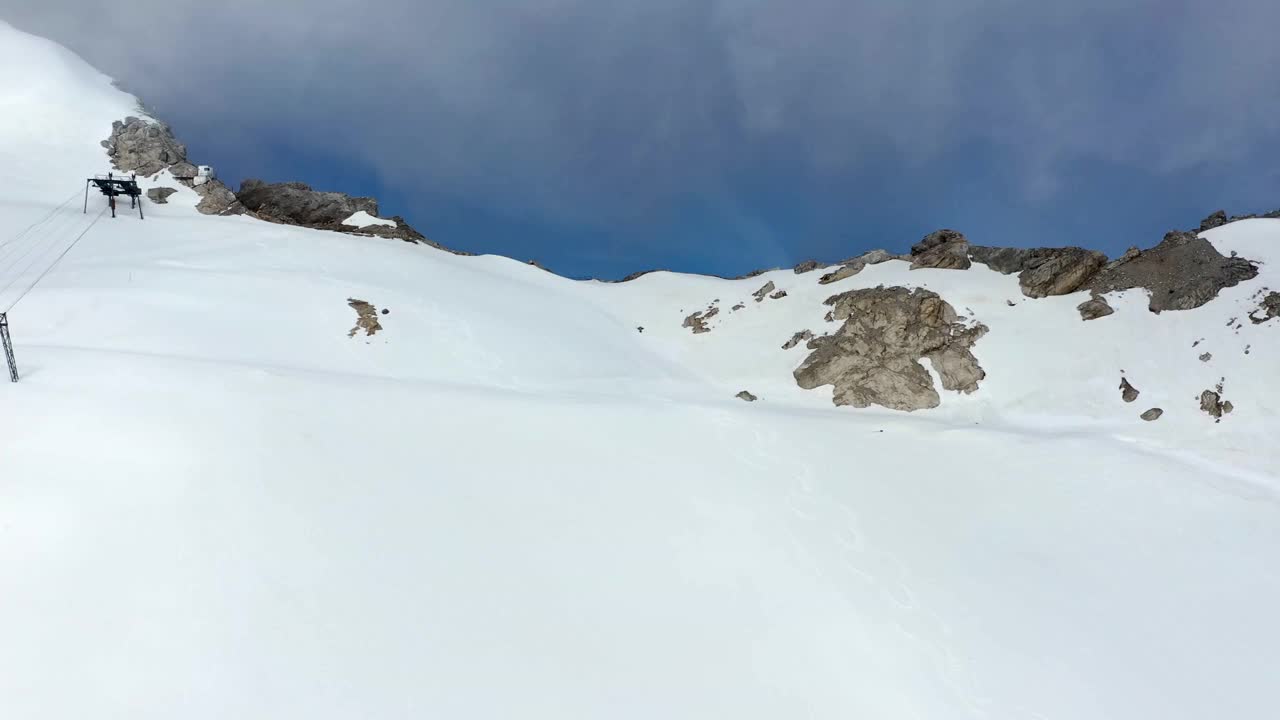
[736, 391, 759, 402]
[910, 229, 970, 270]
[146, 187, 178, 204]
[1141, 408, 1164, 421]
[752, 281, 776, 302]
[1200, 389, 1233, 422]
[970, 246, 1107, 297]
[1120, 377, 1140, 403]
[1087, 230, 1258, 313]
[1077, 295, 1114, 321]
[102, 116, 188, 176]
[793, 286, 988, 411]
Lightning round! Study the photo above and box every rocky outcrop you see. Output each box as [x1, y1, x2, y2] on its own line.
[193, 181, 244, 216]
[1077, 295, 1114, 321]
[1249, 291, 1279, 324]
[1200, 389, 1233, 422]
[910, 229, 971, 270]
[793, 260, 823, 274]
[970, 246, 1108, 297]
[1141, 408, 1164, 421]
[1087, 230, 1258, 313]
[235, 179, 458, 250]
[782, 330, 814, 350]
[819, 263, 864, 285]
[736, 391, 759, 402]
[103, 116, 187, 176]
[752, 281, 776, 302]
[1120, 378, 1140, 403]
[682, 306, 719, 334]
[769, 290, 787, 300]
[146, 187, 177, 204]
[793, 286, 988, 411]
[1199, 210, 1228, 232]
[1200, 352, 1213, 362]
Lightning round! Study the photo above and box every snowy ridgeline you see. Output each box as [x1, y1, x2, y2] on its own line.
[1, 18, 1279, 720]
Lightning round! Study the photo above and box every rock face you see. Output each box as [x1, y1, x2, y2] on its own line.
[794, 286, 988, 411]
[736, 391, 758, 402]
[1199, 210, 1228, 231]
[793, 260, 823, 274]
[910, 229, 971, 270]
[102, 117, 245, 216]
[1141, 408, 1164, 421]
[1077, 295, 1114, 321]
[146, 187, 177, 204]
[238, 180, 379, 226]
[1120, 377, 1140, 403]
[819, 263, 864, 285]
[1087, 230, 1258, 313]
[970, 246, 1108, 297]
[782, 330, 814, 350]
[103, 116, 187, 177]
[1249, 291, 1280, 324]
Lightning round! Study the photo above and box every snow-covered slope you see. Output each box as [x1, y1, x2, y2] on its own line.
[1, 19, 1278, 720]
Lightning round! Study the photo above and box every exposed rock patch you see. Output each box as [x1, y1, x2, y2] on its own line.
[1199, 389, 1233, 422]
[193, 181, 244, 216]
[793, 260, 823, 274]
[782, 330, 814, 350]
[146, 187, 177, 204]
[970, 246, 1107, 297]
[347, 298, 383, 338]
[793, 286, 988, 411]
[1087, 231, 1258, 313]
[682, 305, 720, 334]
[1077, 295, 1114, 321]
[1249, 291, 1280, 324]
[103, 116, 187, 177]
[1120, 377, 1140, 403]
[1199, 210, 1228, 232]
[736, 391, 759, 402]
[1141, 408, 1164, 421]
[752, 282, 776, 302]
[910, 229, 971, 270]
[1199, 352, 1212, 362]
[819, 263, 864, 285]
[769, 290, 788, 300]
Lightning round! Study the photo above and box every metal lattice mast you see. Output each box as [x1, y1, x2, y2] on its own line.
[0, 313, 17, 382]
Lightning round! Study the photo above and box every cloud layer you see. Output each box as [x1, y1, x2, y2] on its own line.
[5, 0, 1279, 275]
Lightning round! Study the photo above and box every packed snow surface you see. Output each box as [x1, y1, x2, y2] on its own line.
[1, 19, 1278, 720]
[341, 210, 396, 229]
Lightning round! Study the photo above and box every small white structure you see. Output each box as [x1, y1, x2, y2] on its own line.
[194, 165, 215, 186]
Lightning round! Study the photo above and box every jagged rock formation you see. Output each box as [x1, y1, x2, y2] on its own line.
[910, 229, 971, 270]
[682, 306, 719, 334]
[146, 187, 177, 204]
[1199, 211, 1228, 232]
[103, 116, 187, 176]
[970, 246, 1108, 297]
[817, 249, 905, 285]
[1077, 295, 1114, 321]
[793, 260, 823, 274]
[1250, 291, 1279, 324]
[1086, 230, 1258, 313]
[782, 330, 814, 349]
[794, 286, 988, 411]
[1141, 408, 1164, 421]
[769, 290, 787, 300]
[1200, 389, 1233, 422]
[103, 117, 245, 216]
[752, 281, 776, 302]
[1120, 378, 1140, 403]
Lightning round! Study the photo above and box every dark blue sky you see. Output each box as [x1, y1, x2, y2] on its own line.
[5, 1, 1279, 279]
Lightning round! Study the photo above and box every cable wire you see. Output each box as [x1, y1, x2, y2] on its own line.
[1, 205, 107, 313]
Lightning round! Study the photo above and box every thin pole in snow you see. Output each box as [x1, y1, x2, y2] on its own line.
[1, 313, 17, 383]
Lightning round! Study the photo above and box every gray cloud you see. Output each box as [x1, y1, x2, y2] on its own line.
[5, 0, 1279, 231]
